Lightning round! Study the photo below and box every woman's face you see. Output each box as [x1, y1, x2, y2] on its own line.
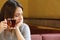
[14, 7, 23, 25]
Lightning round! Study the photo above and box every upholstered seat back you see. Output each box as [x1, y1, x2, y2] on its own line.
[42, 34, 60, 40]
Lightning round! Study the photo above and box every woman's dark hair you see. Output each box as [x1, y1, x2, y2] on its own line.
[0, 0, 23, 22]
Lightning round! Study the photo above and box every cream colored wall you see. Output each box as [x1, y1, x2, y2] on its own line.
[28, 0, 60, 18]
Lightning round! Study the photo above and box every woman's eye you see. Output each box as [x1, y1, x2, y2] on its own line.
[15, 14, 20, 17]
[14, 13, 23, 17]
[15, 15, 18, 17]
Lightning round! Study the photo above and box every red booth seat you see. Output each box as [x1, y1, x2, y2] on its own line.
[31, 34, 42, 40]
[31, 34, 60, 40]
[42, 34, 60, 40]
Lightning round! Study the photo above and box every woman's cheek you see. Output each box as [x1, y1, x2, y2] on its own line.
[16, 18, 20, 24]
[16, 17, 23, 24]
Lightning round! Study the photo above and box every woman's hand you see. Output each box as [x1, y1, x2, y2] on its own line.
[15, 20, 23, 29]
[0, 19, 7, 33]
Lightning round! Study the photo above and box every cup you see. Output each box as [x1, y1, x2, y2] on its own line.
[7, 18, 16, 29]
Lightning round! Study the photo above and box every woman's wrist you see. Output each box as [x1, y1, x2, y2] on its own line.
[15, 27, 19, 32]
[15, 26, 25, 40]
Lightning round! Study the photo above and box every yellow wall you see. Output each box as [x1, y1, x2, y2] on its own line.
[0, 0, 6, 9]
[17, 0, 28, 18]
[1, 0, 60, 18]
[28, 0, 60, 18]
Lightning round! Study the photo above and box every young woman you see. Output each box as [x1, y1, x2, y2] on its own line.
[0, 0, 31, 40]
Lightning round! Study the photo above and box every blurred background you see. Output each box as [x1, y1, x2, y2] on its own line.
[1, 0, 60, 34]
[1, 0, 60, 18]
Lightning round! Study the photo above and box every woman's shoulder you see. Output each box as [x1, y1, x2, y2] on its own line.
[21, 23, 29, 27]
[20, 23, 30, 30]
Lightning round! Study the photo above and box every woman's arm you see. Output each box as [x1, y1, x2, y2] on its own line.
[15, 27, 25, 40]
[15, 23, 31, 40]
[20, 23, 31, 40]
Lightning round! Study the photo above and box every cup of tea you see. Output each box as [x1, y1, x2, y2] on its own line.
[7, 18, 16, 29]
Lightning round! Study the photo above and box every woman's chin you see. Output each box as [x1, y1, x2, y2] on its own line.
[16, 21, 22, 25]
